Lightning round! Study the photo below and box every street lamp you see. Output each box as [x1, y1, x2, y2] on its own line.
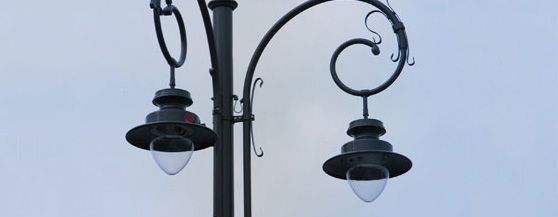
[126, 0, 414, 216]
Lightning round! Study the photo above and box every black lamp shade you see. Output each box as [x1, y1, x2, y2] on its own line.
[323, 119, 412, 180]
[126, 88, 217, 152]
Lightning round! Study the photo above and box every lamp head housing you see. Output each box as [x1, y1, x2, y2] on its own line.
[126, 88, 217, 151]
[323, 118, 411, 180]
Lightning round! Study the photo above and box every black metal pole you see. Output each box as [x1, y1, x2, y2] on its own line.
[209, 1, 237, 217]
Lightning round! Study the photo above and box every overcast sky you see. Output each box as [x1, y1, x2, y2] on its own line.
[0, 0, 556, 217]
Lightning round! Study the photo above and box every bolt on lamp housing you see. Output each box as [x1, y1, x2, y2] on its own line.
[126, 88, 217, 174]
[323, 118, 411, 202]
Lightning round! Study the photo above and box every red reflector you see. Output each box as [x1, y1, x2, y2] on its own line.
[185, 114, 194, 123]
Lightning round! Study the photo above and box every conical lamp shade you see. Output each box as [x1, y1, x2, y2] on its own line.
[346, 164, 389, 202]
[150, 136, 194, 175]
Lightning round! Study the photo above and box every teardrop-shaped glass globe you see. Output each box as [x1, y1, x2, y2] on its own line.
[150, 135, 194, 175]
[346, 164, 389, 203]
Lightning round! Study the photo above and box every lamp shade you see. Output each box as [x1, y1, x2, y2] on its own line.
[323, 118, 411, 201]
[126, 88, 217, 152]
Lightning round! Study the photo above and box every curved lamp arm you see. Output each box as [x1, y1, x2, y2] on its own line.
[195, 0, 221, 98]
[240, 0, 412, 216]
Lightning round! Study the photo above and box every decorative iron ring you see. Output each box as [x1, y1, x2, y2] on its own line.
[330, 36, 407, 97]
[331, 38, 379, 97]
[152, 3, 187, 68]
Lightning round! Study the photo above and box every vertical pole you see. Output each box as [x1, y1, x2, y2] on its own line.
[209, 1, 237, 217]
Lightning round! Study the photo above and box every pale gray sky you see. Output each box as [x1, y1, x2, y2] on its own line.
[0, 0, 556, 217]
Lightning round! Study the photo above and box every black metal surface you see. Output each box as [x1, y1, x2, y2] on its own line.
[323, 118, 411, 180]
[169, 66, 176, 88]
[145, 107, 199, 123]
[195, 0, 220, 91]
[126, 88, 217, 151]
[323, 151, 411, 179]
[249, 78, 264, 157]
[341, 139, 393, 153]
[347, 118, 385, 137]
[126, 122, 216, 151]
[152, 88, 192, 107]
[330, 38, 385, 97]
[362, 96, 370, 119]
[364, 10, 385, 44]
[210, 1, 236, 217]
[343, 119, 392, 153]
[208, 0, 238, 10]
[242, 0, 412, 109]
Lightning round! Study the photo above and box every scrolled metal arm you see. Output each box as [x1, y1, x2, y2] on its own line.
[330, 38, 383, 97]
[242, 0, 411, 122]
[240, 1, 413, 216]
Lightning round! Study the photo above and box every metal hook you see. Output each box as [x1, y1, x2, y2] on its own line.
[406, 45, 415, 65]
[251, 127, 264, 157]
[384, 0, 414, 66]
[250, 78, 264, 111]
[391, 47, 416, 66]
[391, 49, 401, 62]
[233, 95, 242, 114]
[407, 53, 415, 66]
[250, 77, 264, 157]
[364, 10, 385, 44]
[391, 49, 415, 65]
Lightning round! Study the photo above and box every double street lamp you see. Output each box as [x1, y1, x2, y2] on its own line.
[126, 0, 414, 216]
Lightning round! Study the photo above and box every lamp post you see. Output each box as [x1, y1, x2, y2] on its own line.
[126, 0, 414, 216]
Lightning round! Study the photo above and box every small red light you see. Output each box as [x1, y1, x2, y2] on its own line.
[185, 114, 194, 123]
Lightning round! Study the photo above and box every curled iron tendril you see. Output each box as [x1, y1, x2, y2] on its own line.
[364, 10, 385, 44]
[250, 78, 264, 157]
[365, 8, 414, 66]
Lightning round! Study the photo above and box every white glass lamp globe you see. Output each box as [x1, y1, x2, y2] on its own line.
[150, 135, 194, 175]
[346, 164, 389, 203]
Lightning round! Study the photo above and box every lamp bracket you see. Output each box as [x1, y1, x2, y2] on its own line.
[232, 114, 254, 123]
